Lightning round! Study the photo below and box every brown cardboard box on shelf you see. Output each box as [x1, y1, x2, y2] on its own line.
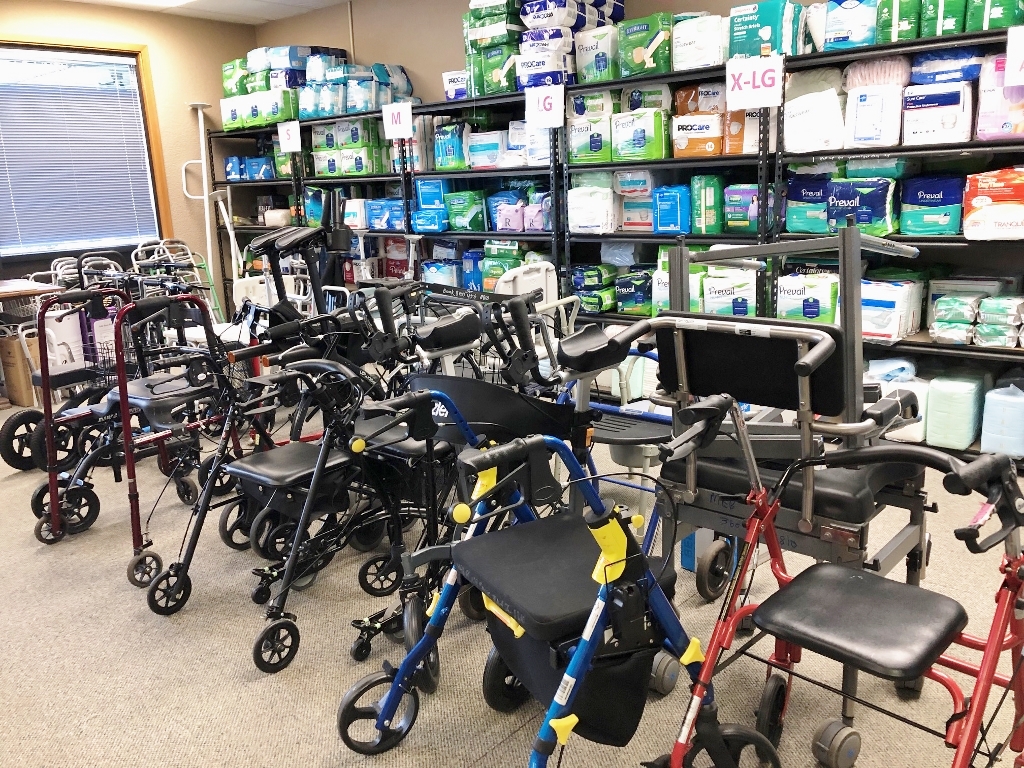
[0, 335, 40, 407]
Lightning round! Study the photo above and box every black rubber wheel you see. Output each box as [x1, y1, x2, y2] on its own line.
[458, 586, 487, 621]
[30, 480, 69, 520]
[147, 570, 193, 616]
[251, 584, 272, 605]
[126, 552, 163, 588]
[33, 515, 65, 544]
[684, 723, 783, 767]
[61, 486, 100, 534]
[358, 554, 402, 597]
[30, 421, 78, 473]
[266, 521, 301, 560]
[218, 498, 252, 551]
[756, 674, 789, 758]
[249, 507, 280, 560]
[198, 453, 237, 496]
[0, 409, 43, 470]
[253, 619, 300, 673]
[482, 645, 529, 713]
[175, 478, 199, 506]
[76, 424, 115, 467]
[696, 538, 733, 602]
[338, 671, 419, 755]
[349, 517, 387, 552]
[403, 595, 440, 694]
[351, 637, 372, 662]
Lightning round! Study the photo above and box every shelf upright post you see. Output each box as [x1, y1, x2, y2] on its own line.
[551, 126, 563, 295]
[838, 215, 865, 450]
[559, 125, 572, 300]
[290, 147, 305, 227]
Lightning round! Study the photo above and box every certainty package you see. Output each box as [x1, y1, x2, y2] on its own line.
[729, 0, 802, 57]
[618, 14, 673, 78]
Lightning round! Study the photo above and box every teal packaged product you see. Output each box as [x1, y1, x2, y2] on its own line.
[975, 324, 1022, 347]
[298, 84, 319, 120]
[921, 0, 966, 35]
[466, 52, 486, 98]
[703, 273, 757, 315]
[929, 321, 974, 344]
[933, 293, 984, 323]
[444, 190, 486, 231]
[979, 296, 1024, 325]
[416, 178, 453, 209]
[481, 44, 519, 95]
[652, 186, 691, 234]
[826, 178, 898, 237]
[412, 209, 450, 233]
[788, 160, 847, 178]
[690, 175, 724, 235]
[468, 0, 522, 20]
[729, 0, 801, 57]
[244, 71, 271, 93]
[572, 171, 614, 189]
[481, 256, 523, 291]
[577, 286, 618, 313]
[316, 83, 344, 118]
[966, 0, 1024, 29]
[466, 14, 525, 51]
[901, 176, 964, 236]
[875, 0, 921, 42]
[572, 263, 617, 289]
[421, 260, 462, 287]
[336, 117, 378, 148]
[303, 186, 327, 228]
[434, 122, 471, 171]
[618, 14, 673, 79]
[724, 184, 774, 234]
[785, 176, 829, 234]
[576, 26, 620, 83]
[223, 59, 248, 97]
[824, 0, 879, 50]
[463, 249, 485, 291]
[616, 270, 654, 316]
[568, 116, 612, 164]
[611, 109, 669, 162]
[846, 158, 921, 179]
[776, 273, 840, 323]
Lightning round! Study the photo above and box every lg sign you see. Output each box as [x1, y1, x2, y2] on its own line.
[725, 54, 783, 111]
[525, 82, 565, 129]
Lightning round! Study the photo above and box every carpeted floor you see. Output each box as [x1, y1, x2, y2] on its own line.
[0, 405, 1017, 768]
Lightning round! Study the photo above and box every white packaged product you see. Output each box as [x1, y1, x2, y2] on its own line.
[526, 126, 552, 166]
[567, 90, 621, 117]
[784, 89, 846, 153]
[672, 15, 725, 71]
[343, 199, 368, 229]
[724, 109, 778, 154]
[926, 375, 985, 450]
[575, 26, 619, 82]
[844, 85, 904, 148]
[521, 0, 598, 29]
[567, 186, 619, 233]
[927, 278, 1006, 324]
[860, 278, 923, 342]
[502, 120, 528, 167]
[443, 71, 469, 101]
[981, 386, 1024, 457]
[517, 52, 573, 89]
[902, 83, 973, 145]
[703, 273, 758, 316]
[613, 170, 654, 196]
[468, 131, 509, 169]
[521, 26, 576, 53]
[620, 195, 654, 232]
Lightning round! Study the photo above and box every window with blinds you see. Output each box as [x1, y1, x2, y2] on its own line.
[0, 47, 160, 258]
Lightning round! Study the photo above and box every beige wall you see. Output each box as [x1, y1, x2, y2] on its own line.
[0, 0, 256, 285]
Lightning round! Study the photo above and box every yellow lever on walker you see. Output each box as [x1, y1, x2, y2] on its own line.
[589, 512, 628, 584]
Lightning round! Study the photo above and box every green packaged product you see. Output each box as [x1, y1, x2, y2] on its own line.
[974, 324, 1022, 346]
[481, 256, 523, 291]
[616, 270, 654, 316]
[610, 109, 670, 162]
[481, 44, 519, 96]
[618, 14, 673, 79]
[979, 296, 1024, 325]
[875, 0, 921, 42]
[572, 263, 617, 289]
[577, 286, 618, 313]
[468, 0, 521, 20]
[444, 190, 487, 232]
[465, 14, 524, 52]
[484, 239, 524, 259]
[244, 71, 271, 93]
[965, 0, 1024, 30]
[690, 175, 724, 235]
[568, 116, 612, 164]
[274, 152, 292, 178]
[921, 0, 966, 36]
[846, 158, 921, 179]
[466, 52, 486, 98]
[222, 59, 248, 97]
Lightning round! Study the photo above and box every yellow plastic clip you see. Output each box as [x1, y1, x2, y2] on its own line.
[471, 466, 497, 502]
[349, 437, 366, 454]
[482, 593, 525, 638]
[425, 591, 440, 618]
[630, 514, 645, 531]
[680, 637, 705, 667]
[451, 502, 472, 525]
[590, 518, 628, 584]
[549, 714, 579, 746]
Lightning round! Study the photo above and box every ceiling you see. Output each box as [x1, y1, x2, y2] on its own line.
[62, 0, 348, 25]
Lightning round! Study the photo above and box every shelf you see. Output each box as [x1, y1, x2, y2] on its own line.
[566, 65, 726, 95]
[576, 311, 648, 326]
[569, 233, 760, 245]
[213, 179, 294, 188]
[783, 139, 1024, 163]
[218, 225, 277, 233]
[567, 156, 762, 173]
[302, 109, 382, 127]
[413, 167, 551, 180]
[415, 231, 555, 241]
[787, 29, 1009, 71]
[413, 93, 525, 114]
[303, 174, 401, 184]
[779, 232, 972, 247]
[208, 127, 275, 139]
[870, 331, 1024, 363]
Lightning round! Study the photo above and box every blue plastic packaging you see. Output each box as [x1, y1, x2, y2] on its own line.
[652, 185, 691, 234]
[224, 156, 244, 182]
[412, 210, 450, 234]
[463, 249, 485, 291]
[910, 48, 984, 84]
[900, 176, 964, 235]
[416, 178, 453, 209]
[486, 190, 527, 228]
[244, 157, 275, 180]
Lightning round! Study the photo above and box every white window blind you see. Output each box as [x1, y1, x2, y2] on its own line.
[0, 47, 160, 258]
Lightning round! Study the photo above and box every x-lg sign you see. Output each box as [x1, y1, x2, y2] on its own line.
[725, 54, 783, 111]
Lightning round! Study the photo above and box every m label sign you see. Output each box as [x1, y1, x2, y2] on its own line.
[382, 102, 413, 140]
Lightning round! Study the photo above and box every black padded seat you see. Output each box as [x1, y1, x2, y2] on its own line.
[661, 457, 924, 525]
[592, 411, 671, 446]
[413, 312, 481, 352]
[354, 415, 453, 459]
[32, 367, 102, 389]
[223, 441, 351, 488]
[753, 563, 968, 680]
[108, 372, 215, 410]
[557, 324, 630, 373]
[453, 511, 676, 643]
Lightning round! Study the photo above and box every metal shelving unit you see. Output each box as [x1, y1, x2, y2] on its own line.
[569, 233, 758, 245]
[566, 65, 726, 94]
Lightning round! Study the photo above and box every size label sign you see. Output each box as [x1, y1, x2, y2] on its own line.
[1006, 26, 1024, 87]
[525, 83, 565, 129]
[382, 102, 413, 140]
[276, 120, 301, 153]
[725, 54, 784, 111]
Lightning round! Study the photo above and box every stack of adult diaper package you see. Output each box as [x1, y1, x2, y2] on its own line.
[310, 117, 391, 178]
[929, 290, 1024, 346]
[432, 117, 549, 171]
[409, 174, 552, 235]
[964, 167, 1024, 240]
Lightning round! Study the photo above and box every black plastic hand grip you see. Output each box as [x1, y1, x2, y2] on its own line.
[460, 436, 545, 474]
[377, 389, 431, 413]
[793, 334, 836, 377]
[266, 345, 320, 367]
[507, 297, 536, 354]
[943, 453, 1012, 496]
[679, 394, 734, 426]
[374, 287, 398, 337]
[59, 289, 101, 304]
[227, 342, 277, 363]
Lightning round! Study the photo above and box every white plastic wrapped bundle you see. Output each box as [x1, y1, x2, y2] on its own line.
[981, 385, 1024, 457]
[567, 186, 619, 232]
[926, 375, 985, 450]
[842, 56, 911, 90]
[784, 89, 846, 153]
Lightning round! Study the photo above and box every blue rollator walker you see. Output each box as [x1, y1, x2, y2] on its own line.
[337, 318, 781, 766]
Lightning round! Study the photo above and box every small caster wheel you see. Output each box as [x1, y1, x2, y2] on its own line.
[34, 515, 65, 545]
[127, 552, 163, 587]
[147, 569, 192, 615]
[291, 570, 318, 592]
[338, 671, 419, 755]
[218, 498, 252, 551]
[358, 554, 401, 597]
[404, 595, 440, 694]
[756, 674, 789, 758]
[253, 619, 300, 673]
[198, 453, 237, 496]
[349, 517, 387, 552]
[175, 477, 199, 506]
[482, 645, 529, 712]
[695, 538, 733, 602]
[62, 487, 100, 534]
[812, 719, 861, 768]
[350, 636, 372, 662]
[251, 584, 272, 605]
[649, 650, 680, 695]
[458, 586, 487, 621]
[249, 507, 280, 560]
[894, 676, 925, 699]
[737, 614, 756, 636]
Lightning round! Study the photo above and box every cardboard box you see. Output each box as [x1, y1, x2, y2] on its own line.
[0, 336, 40, 407]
